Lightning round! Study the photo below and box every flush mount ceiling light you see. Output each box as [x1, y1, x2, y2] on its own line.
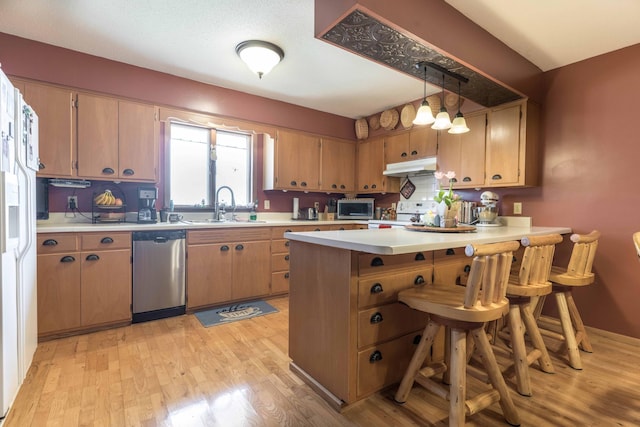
[448, 80, 470, 134]
[235, 40, 284, 79]
[413, 62, 435, 125]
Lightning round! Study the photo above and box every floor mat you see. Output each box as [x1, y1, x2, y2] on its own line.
[194, 300, 278, 327]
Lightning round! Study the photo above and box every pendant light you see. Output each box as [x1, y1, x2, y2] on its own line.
[236, 40, 284, 79]
[432, 73, 452, 130]
[448, 80, 470, 134]
[413, 63, 435, 125]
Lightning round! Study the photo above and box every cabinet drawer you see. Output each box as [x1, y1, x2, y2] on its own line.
[358, 251, 432, 276]
[37, 234, 79, 254]
[358, 303, 430, 348]
[188, 228, 271, 244]
[357, 331, 423, 398]
[271, 226, 306, 239]
[271, 253, 290, 272]
[81, 232, 131, 251]
[271, 238, 290, 253]
[271, 271, 289, 294]
[434, 247, 467, 262]
[358, 267, 433, 309]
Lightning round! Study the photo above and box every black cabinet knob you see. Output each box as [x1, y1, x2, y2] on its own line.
[369, 350, 383, 363]
[43, 239, 58, 246]
[284, 255, 289, 261]
[60, 255, 75, 263]
[290, 180, 297, 186]
[370, 283, 383, 294]
[220, 245, 230, 251]
[122, 168, 134, 176]
[414, 275, 425, 285]
[284, 272, 289, 279]
[85, 254, 100, 261]
[370, 257, 384, 267]
[492, 174, 502, 180]
[235, 244, 244, 251]
[102, 167, 115, 175]
[411, 150, 418, 156]
[463, 177, 471, 182]
[370, 312, 383, 324]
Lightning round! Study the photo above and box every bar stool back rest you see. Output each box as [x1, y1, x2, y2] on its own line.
[560, 230, 600, 281]
[516, 234, 563, 287]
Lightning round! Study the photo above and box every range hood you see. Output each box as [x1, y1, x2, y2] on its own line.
[383, 157, 437, 176]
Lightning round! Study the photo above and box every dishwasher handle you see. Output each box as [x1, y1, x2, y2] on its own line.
[154, 236, 168, 244]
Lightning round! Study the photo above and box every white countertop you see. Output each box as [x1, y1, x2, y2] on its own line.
[36, 218, 364, 233]
[284, 225, 572, 255]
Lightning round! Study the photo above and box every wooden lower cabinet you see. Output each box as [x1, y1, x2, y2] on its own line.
[36, 232, 132, 338]
[187, 228, 271, 310]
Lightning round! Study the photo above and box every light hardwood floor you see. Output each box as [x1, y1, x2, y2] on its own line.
[4, 296, 640, 426]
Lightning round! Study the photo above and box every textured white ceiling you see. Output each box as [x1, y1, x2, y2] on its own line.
[1, 0, 639, 118]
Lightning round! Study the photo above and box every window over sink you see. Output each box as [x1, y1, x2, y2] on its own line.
[167, 123, 253, 210]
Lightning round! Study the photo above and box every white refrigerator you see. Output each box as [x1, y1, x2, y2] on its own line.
[0, 67, 39, 420]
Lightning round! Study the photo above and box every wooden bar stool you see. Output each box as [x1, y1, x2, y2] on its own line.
[494, 234, 563, 396]
[394, 240, 521, 427]
[536, 230, 600, 370]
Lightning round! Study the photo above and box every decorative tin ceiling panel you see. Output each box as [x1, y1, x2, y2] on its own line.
[321, 10, 522, 108]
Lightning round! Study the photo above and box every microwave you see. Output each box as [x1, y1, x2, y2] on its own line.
[337, 198, 374, 220]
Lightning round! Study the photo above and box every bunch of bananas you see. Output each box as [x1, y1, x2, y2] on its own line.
[94, 189, 117, 205]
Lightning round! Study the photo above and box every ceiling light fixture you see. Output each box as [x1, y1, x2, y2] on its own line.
[432, 73, 452, 130]
[235, 40, 284, 79]
[448, 80, 470, 134]
[413, 62, 435, 125]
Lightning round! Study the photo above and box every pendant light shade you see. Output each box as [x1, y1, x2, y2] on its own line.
[413, 63, 435, 125]
[431, 74, 451, 130]
[236, 40, 284, 79]
[448, 80, 470, 134]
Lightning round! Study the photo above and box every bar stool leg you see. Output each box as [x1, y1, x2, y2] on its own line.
[555, 291, 582, 370]
[565, 291, 593, 352]
[449, 328, 467, 427]
[394, 321, 440, 403]
[520, 302, 554, 374]
[507, 304, 531, 396]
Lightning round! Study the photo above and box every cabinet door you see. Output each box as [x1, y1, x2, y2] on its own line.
[118, 100, 158, 181]
[77, 93, 119, 179]
[367, 137, 386, 192]
[409, 127, 437, 159]
[22, 82, 75, 177]
[321, 138, 355, 192]
[486, 103, 521, 186]
[80, 249, 132, 326]
[457, 113, 487, 188]
[356, 139, 372, 191]
[275, 130, 320, 191]
[384, 133, 410, 164]
[37, 253, 81, 335]
[232, 240, 271, 300]
[437, 130, 461, 184]
[187, 244, 233, 309]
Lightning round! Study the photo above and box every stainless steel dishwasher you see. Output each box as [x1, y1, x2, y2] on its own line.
[132, 230, 186, 323]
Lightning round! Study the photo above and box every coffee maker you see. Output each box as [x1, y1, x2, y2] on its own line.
[137, 186, 158, 224]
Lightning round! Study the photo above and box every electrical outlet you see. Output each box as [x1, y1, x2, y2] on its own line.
[264, 200, 270, 210]
[68, 196, 78, 210]
[513, 202, 522, 215]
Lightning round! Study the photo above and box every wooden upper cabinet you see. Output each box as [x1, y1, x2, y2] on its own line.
[438, 112, 486, 189]
[21, 82, 75, 177]
[119, 100, 158, 181]
[77, 93, 119, 179]
[264, 129, 321, 191]
[77, 93, 158, 181]
[384, 127, 437, 164]
[320, 138, 355, 192]
[485, 99, 539, 187]
[357, 137, 399, 193]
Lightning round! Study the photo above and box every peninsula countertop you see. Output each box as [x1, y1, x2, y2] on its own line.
[284, 225, 572, 255]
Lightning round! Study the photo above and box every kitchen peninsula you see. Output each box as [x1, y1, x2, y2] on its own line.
[285, 225, 571, 409]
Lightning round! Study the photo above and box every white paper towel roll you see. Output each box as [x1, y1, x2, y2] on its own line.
[292, 197, 299, 219]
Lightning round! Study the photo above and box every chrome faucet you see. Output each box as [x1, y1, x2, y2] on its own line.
[214, 186, 236, 221]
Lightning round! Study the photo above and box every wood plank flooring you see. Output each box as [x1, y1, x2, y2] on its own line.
[4, 296, 640, 426]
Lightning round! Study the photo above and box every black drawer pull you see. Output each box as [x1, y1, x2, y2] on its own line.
[284, 255, 289, 261]
[340, 184, 346, 189]
[364, 185, 369, 189]
[290, 180, 297, 186]
[331, 184, 337, 189]
[371, 184, 377, 189]
[285, 241, 290, 247]
[39, 162, 45, 170]
[122, 168, 134, 176]
[369, 350, 383, 363]
[370, 283, 383, 294]
[85, 254, 100, 261]
[235, 244, 244, 251]
[446, 248, 456, 256]
[411, 150, 418, 156]
[464, 265, 471, 273]
[284, 272, 289, 279]
[301, 181, 307, 187]
[414, 275, 425, 285]
[414, 252, 426, 261]
[220, 245, 230, 251]
[60, 255, 75, 263]
[401, 152, 407, 157]
[100, 237, 114, 244]
[314, 228, 320, 232]
[43, 239, 58, 246]
[102, 167, 115, 175]
[463, 177, 471, 182]
[492, 174, 502, 180]
[370, 312, 383, 324]
[370, 257, 384, 267]
[451, 177, 458, 183]
[413, 335, 422, 345]
[339, 227, 345, 230]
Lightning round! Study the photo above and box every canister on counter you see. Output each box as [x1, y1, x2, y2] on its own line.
[375, 207, 382, 220]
